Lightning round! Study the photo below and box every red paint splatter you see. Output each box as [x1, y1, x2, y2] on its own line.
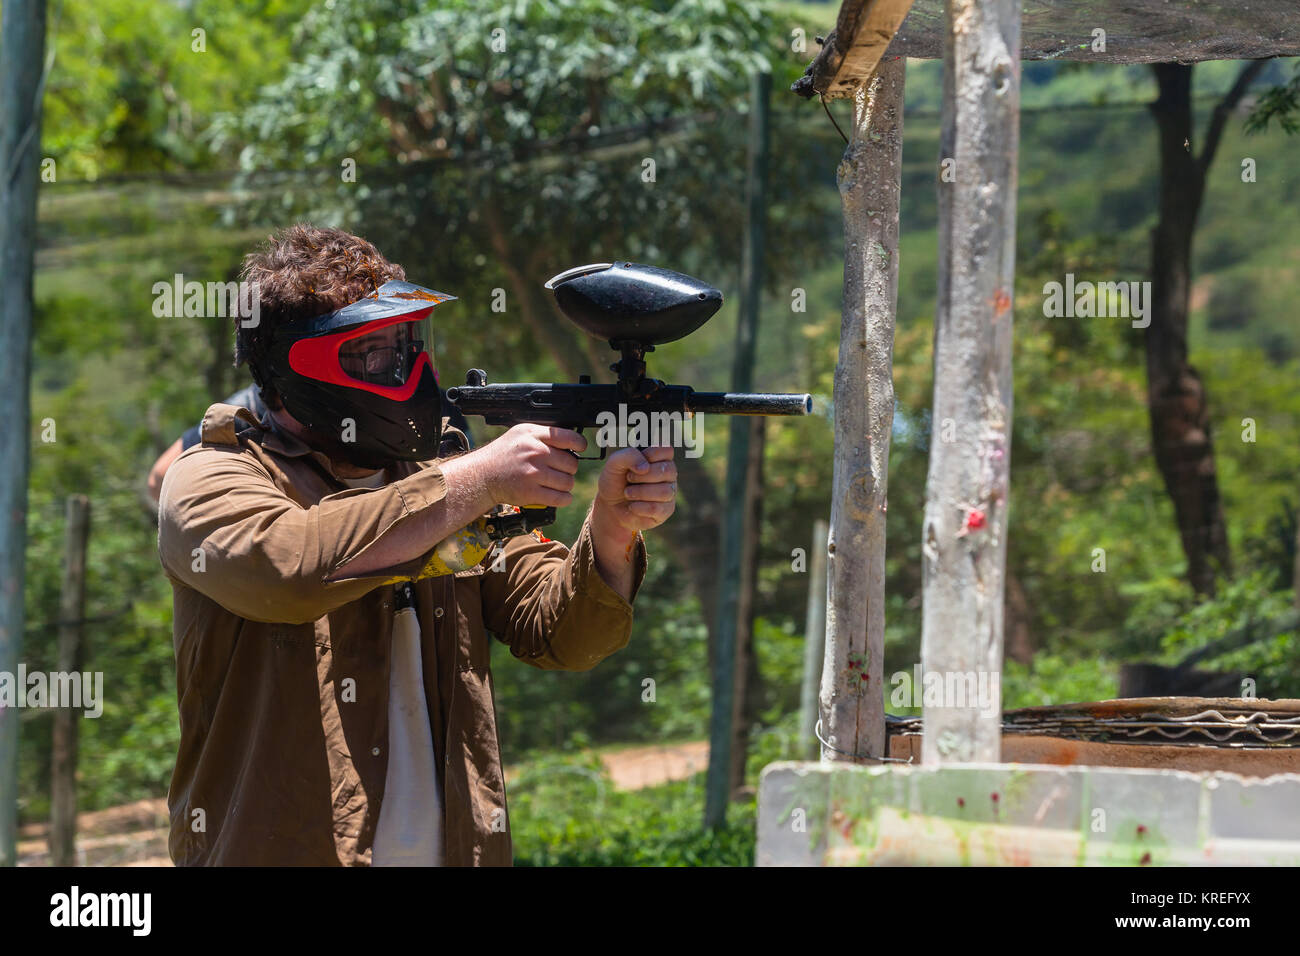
[965, 509, 987, 532]
[990, 792, 999, 803]
[1136, 824, 1147, 836]
[859, 672, 869, 681]
[847, 660, 858, 669]
[1140, 852, 1151, 865]
[957, 797, 965, 808]
[993, 288, 1012, 316]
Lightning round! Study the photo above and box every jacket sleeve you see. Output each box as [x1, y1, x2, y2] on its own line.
[480, 513, 649, 671]
[157, 444, 448, 625]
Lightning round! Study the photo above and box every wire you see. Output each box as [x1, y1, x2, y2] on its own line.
[820, 93, 849, 146]
[814, 717, 914, 763]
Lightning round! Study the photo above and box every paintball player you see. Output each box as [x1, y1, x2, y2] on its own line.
[157, 224, 678, 865]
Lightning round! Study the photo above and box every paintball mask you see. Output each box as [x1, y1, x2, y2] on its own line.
[250, 279, 455, 467]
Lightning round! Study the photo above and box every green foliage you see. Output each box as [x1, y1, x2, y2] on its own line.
[508, 755, 753, 866]
[1137, 570, 1300, 699]
[1246, 60, 1300, 135]
[43, 0, 318, 177]
[1003, 655, 1119, 710]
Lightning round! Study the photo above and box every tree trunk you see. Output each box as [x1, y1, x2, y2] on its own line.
[1293, 509, 1300, 610]
[50, 496, 90, 867]
[920, 0, 1020, 766]
[0, 0, 48, 868]
[1004, 567, 1034, 666]
[821, 56, 905, 765]
[1146, 63, 1232, 596]
[729, 417, 766, 796]
[706, 70, 770, 828]
[799, 519, 829, 759]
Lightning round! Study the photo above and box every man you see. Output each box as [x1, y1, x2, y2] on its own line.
[157, 224, 677, 865]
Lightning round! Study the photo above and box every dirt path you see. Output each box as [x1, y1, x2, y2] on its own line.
[18, 740, 711, 866]
[596, 739, 709, 790]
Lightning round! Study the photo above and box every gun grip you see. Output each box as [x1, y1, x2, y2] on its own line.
[483, 506, 557, 541]
[520, 506, 557, 531]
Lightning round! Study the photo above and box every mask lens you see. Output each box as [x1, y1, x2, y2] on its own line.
[338, 318, 434, 387]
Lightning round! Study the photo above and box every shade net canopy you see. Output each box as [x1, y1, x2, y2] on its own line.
[888, 0, 1300, 62]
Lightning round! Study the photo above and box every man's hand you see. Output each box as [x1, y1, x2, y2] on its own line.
[477, 424, 586, 508]
[592, 445, 678, 538]
[587, 445, 677, 601]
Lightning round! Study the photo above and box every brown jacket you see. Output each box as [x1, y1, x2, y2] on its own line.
[157, 402, 647, 866]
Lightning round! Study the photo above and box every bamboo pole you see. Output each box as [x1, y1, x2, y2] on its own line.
[821, 57, 905, 765]
[50, 496, 90, 866]
[920, 0, 1021, 765]
[0, 0, 48, 868]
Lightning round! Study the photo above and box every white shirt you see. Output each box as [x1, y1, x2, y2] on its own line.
[339, 470, 443, 866]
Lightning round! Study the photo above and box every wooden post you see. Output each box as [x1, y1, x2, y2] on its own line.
[728, 417, 767, 793]
[0, 0, 48, 868]
[821, 56, 905, 765]
[1293, 514, 1300, 611]
[799, 518, 829, 759]
[706, 70, 770, 828]
[920, 0, 1021, 765]
[50, 496, 90, 866]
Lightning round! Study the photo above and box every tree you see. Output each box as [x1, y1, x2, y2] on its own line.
[1, 0, 49, 867]
[1144, 60, 1265, 596]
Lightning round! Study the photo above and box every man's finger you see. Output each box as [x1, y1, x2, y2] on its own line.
[545, 448, 581, 476]
[535, 465, 577, 492]
[523, 486, 574, 509]
[606, 446, 650, 475]
[539, 426, 588, 454]
[641, 445, 675, 463]
[627, 500, 674, 521]
[626, 460, 677, 484]
[624, 482, 677, 503]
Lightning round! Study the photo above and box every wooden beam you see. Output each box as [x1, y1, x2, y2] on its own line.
[793, 0, 916, 100]
[919, 0, 1021, 765]
[820, 56, 905, 765]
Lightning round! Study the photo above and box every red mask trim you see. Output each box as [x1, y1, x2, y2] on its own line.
[287, 310, 435, 399]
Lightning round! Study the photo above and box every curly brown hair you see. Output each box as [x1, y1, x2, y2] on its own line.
[237, 223, 405, 407]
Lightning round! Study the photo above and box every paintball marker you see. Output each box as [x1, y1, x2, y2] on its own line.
[444, 261, 813, 541]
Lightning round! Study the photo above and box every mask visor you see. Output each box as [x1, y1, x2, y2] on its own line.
[288, 311, 437, 399]
[336, 314, 435, 389]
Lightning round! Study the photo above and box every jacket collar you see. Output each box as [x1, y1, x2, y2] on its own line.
[260, 411, 419, 482]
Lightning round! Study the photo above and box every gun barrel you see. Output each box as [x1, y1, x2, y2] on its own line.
[687, 391, 813, 416]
